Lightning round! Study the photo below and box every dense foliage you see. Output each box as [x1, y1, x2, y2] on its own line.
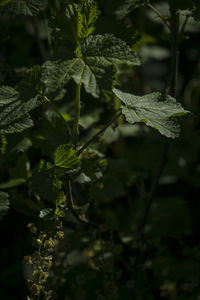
[0, 0, 200, 299]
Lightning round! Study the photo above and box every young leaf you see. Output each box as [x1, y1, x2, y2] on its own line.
[55, 144, 80, 169]
[113, 88, 189, 138]
[64, 0, 98, 45]
[0, 192, 9, 220]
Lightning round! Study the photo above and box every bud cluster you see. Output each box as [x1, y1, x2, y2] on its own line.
[25, 221, 65, 300]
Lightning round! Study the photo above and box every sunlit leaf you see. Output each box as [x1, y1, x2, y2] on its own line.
[55, 144, 80, 169]
[113, 88, 189, 138]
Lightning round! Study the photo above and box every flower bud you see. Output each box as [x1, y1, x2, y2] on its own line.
[55, 231, 64, 240]
[36, 239, 42, 246]
[44, 238, 55, 249]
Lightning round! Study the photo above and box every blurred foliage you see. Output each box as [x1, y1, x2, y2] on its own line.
[0, 0, 200, 299]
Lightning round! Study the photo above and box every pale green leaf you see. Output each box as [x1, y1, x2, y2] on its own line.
[39, 208, 54, 219]
[75, 172, 91, 183]
[0, 191, 9, 220]
[55, 144, 80, 169]
[113, 88, 189, 138]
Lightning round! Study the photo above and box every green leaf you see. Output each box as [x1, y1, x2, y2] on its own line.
[41, 32, 140, 98]
[11, 137, 32, 153]
[0, 178, 26, 189]
[64, 0, 98, 46]
[0, 114, 33, 134]
[81, 34, 140, 66]
[113, 88, 189, 138]
[40, 59, 76, 94]
[41, 58, 116, 98]
[31, 160, 62, 203]
[0, 85, 42, 134]
[0, 191, 9, 220]
[55, 144, 80, 169]
[5, 0, 46, 16]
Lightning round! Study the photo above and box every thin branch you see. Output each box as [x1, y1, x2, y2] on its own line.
[76, 111, 122, 157]
[51, 102, 71, 133]
[137, 8, 179, 234]
[169, 9, 179, 98]
[137, 144, 167, 233]
[180, 15, 189, 36]
[148, 3, 171, 31]
[64, 179, 88, 224]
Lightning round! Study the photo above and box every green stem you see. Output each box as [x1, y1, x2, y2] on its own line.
[72, 83, 81, 147]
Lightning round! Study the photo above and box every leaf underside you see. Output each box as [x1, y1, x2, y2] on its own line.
[113, 88, 188, 138]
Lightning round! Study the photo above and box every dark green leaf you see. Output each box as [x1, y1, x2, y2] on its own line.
[81, 34, 140, 66]
[41, 58, 116, 98]
[31, 160, 62, 203]
[5, 0, 46, 16]
[0, 85, 42, 134]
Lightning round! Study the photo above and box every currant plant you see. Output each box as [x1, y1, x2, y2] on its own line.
[0, 0, 199, 299]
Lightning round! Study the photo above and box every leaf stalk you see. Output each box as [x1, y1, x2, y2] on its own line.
[148, 3, 171, 31]
[76, 111, 122, 156]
